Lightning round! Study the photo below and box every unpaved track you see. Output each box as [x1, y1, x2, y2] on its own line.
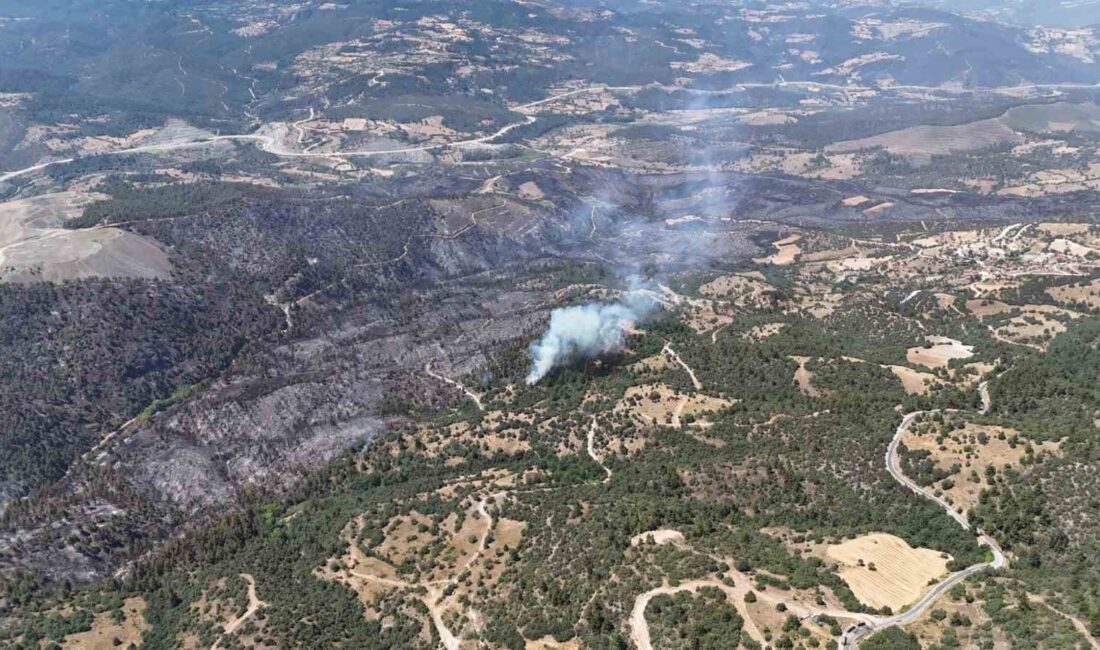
[349, 492, 498, 650]
[628, 549, 883, 650]
[587, 416, 612, 483]
[1028, 596, 1100, 650]
[978, 381, 991, 415]
[630, 580, 747, 650]
[425, 362, 484, 411]
[0, 86, 626, 184]
[211, 573, 268, 649]
[663, 342, 702, 390]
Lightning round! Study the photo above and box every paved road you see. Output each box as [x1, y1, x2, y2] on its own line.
[841, 407, 1007, 649]
[0, 86, 631, 185]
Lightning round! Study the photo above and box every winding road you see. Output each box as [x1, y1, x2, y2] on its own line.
[0, 86, 632, 186]
[841, 398, 1008, 649]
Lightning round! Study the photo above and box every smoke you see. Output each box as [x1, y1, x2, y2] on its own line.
[525, 286, 656, 385]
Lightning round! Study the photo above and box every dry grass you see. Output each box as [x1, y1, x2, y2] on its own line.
[1037, 222, 1092, 236]
[991, 305, 1080, 349]
[888, 365, 939, 396]
[526, 636, 581, 650]
[913, 230, 982, 249]
[0, 192, 173, 284]
[1047, 279, 1100, 310]
[630, 353, 672, 374]
[827, 118, 1020, 162]
[60, 597, 148, 650]
[630, 529, 686, 547]
[699, 273, 773, 306]
[614, 384, 733, 429]
[789, 356, 824, 398]
[743, 322, 787, 342]
[517, 181, 545, 200]
[903, 422, 1061, 515]
[1050, 238, 1098, 257]
[908, 588, 997, 648]
[826, 533, 951, 611]
[405, 415, 532, 460]
[906, 336, 974, 369]
[966, 299, 1013, 318]
[826, 255, 894, 272]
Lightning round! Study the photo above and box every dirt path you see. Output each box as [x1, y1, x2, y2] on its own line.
[628, 547, 882, 650]
[992, 223, 1022, 244]
[264, 293, 294, 330]
[630, 580, 757, 650]
[0, 86, 628, 184]
[1028, 596, 1100, 650]
[211, 574, 268, 649]
[663, 342, 702, 391]
[587, 416, 612, 483]
[292, 107, 316, 145]
[425, 362, 484, 411]
[348, 491, 498, 650]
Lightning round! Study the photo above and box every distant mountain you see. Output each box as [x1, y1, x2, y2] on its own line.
[899, 0, 1100, 27]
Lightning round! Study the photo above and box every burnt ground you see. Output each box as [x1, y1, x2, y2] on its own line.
[0, 158, 1068, 586]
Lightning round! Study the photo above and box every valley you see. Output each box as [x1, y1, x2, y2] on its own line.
[0, 1, 1099, 649]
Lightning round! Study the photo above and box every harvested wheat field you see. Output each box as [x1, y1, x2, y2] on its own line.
[907, 336, 974, 369]
[753, 234, 802, 266]
[1037, 222, 1092, 236]
[888, 365, 939, 396]
[827, 533, 951, 611]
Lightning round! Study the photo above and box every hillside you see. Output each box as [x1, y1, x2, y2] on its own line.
[1, 1, 1099, 649]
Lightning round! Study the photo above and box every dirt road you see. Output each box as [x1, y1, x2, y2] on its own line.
[0, 87, 634, 186]
[211, 574, 267, 649]
[587, 416, 612, 483]
[425, 362, 484, 411]
[663, 342, 702, 391]
[629, 554, 883, 650]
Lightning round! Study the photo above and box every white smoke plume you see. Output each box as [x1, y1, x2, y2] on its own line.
[526, 287, 656, 385]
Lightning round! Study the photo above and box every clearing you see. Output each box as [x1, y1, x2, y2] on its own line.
[60, 597, 148, 650]
[0, 192, 172, 283]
